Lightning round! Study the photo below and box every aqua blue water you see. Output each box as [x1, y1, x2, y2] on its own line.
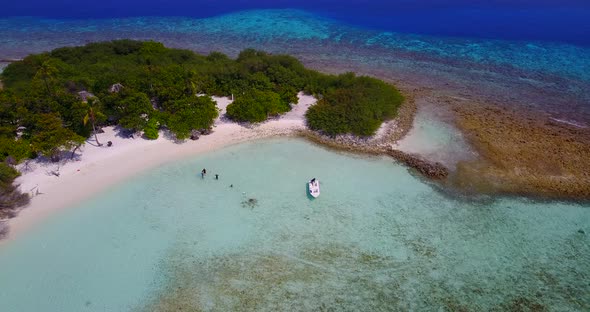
[1, 9, 589, 122]
[0, 139, 588, 311]
[1, 4, 589, 310]
[2, 1, 589, 47]
[395, 102, 475, 169]
[1, 10, 589, 81]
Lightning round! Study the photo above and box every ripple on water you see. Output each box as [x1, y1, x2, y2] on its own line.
[1, 10, 589, 119]
[3, 139, 583, 311]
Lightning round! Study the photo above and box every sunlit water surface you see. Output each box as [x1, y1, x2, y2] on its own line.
[0, 139, 588, 311]
[1, 9, 589, 123]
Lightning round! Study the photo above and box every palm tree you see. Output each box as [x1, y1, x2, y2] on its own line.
[83, 98, 102, 146]
[34, 60, 58, 96]
[183, 69, 198, 96]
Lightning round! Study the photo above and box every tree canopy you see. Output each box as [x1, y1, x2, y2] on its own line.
[0, 40, 404, 162]
[226, 89, 288, 122]
[0, 40, 404, 214]
[305, 74, 404, 136]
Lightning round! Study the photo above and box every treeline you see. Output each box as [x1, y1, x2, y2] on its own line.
[305, 73, 404, 136]
[0, 40, 403, 212]
[1, 40, 404, 153]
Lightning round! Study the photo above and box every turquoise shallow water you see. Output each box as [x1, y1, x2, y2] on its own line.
[0, 139, 588, 311]
[395, 102, 475, 169]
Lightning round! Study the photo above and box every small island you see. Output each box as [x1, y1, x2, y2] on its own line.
[0, 40, 404, 222]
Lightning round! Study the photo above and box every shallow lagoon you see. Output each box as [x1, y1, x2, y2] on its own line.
[0, 138, 588, 311]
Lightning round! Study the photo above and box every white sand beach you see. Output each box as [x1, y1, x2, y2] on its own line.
[6, 93, 317, 240]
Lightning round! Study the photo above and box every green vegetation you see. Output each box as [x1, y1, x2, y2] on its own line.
[1, 41, 403, 148]
[1, 40, 223, 147]
[0, 40, 403, 217]
[226, 89, 288, 122]
[0, 40, 404, 214]
[0, 163, 29, 219]
[143, 118, 159, 140]
[305, 73, 404, 136]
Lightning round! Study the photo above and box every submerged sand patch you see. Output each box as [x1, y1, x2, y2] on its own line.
[138, 235, 588, 311]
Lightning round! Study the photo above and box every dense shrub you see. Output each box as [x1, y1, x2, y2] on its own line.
[30, 113, 85, 158]
[162, 95, 218, 139]
[0, 163, 29, 219]
[0, 40, 404, 213]
[0, 163, 19, 185]
[143, 118, 159, 140]
[226, 89, 287, 123]
[306, 74, 404, 136]
[1, 40, 404, 154]
[0, 137, 33, 163]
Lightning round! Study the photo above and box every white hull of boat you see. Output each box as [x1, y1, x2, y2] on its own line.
[308, 179, 320, 198]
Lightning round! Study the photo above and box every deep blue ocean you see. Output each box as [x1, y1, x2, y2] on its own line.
[2, 0, 590, 46]
[1, 1, 589, 120]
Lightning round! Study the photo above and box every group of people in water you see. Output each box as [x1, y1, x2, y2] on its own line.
[201, 168, 231, 187]
[200, 168, 218, 180]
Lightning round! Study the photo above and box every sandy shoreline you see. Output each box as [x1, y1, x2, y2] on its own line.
[4, 93, 324, 241]
[2, 87, 477, 243]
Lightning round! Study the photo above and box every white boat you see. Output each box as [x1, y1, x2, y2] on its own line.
[308, 178, 320, 198]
